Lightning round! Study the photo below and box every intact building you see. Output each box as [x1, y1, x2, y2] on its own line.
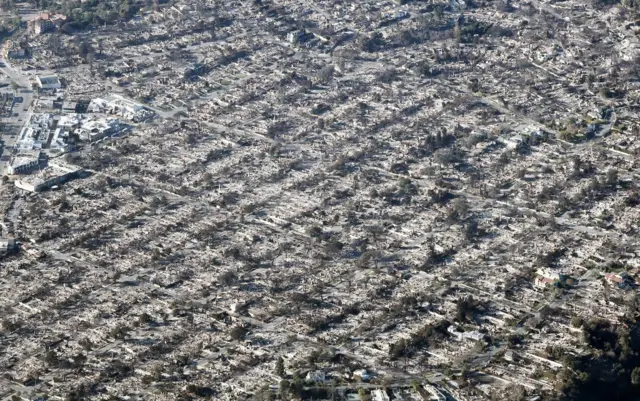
[50, 128, 71, 153]
[533, 268, 563, 289]
[16, 113, 56, 151]
[77, 118, 122, 142]
[0, 238, 17, 254]
[30, 12, 66, 35]
[36, 75, 62, 90]
[88, 95, 154, 122]
[34, 18, 53, 35]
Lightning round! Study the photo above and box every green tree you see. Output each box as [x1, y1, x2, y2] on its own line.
[229, 325, 248, 340]
[571, 316, 584, 328]
[119, 0, 131, 18]
[291, 374, 303, 396]
[73, 353, 87, 370]
[606, 168, 618, 187]
[279, 379, 290, 399]
[632, 367, 640, 385]
[275, 356, 285, 377]
[358, 387, 371, 401]
[44, 349, 59, 367]
[77, 41, 93, 61]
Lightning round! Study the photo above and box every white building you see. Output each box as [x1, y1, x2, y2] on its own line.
[34, 18, 53, 35]
[36, 75, 61, 90]
[77, 118, 122, 142]
[30, 12, 66, 35]
[88, 94, 154, 122]
[0, 238, 16, 253]
[371, 389, 390, 401]
[533, 268, 561, 289]
[5, 152, 40, 175]
[305, 370, 325, 383]
[62, 101, 77, 113]
[16, 113, 55, 151]
[504, 349, 515, 362]
[58, 113, 83, 129]
[18, 113, 123, 147]
[352, 369, 371, 381]
[447, 325, 486, 342]
[49, 128, 71, 153]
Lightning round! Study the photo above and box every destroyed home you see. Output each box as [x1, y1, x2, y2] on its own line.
[14, 161, 81, 192]
[6, 151, 40, 175]
[0, 0, 639, 400]
[3, 40, 26, 59]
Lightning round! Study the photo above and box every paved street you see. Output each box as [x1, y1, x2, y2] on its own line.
[0, 57, 35, 175]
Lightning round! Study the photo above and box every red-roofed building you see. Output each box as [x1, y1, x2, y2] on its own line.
[604, 272, 626, 284]
[533, 268, 561, 289]
[534, 276, 556, 289]
[604, 272, 635, 289]
[30, 12, 66, 35]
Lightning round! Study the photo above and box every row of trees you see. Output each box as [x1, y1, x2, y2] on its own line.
[32, 0, 157, 31]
